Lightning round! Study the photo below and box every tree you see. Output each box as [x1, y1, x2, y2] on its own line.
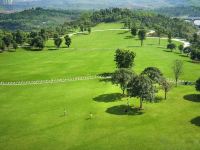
[172, 60, 183, 87]
[2, 34, 12, 50]
[114, 49, 136, 69]
[64, 35, 71, 48]
[13, 42, 18, 51]
[178, 45, 184, 53]
[0, 40, 5, 51]
[168, 33, 172, 44]
[112, 68, 134, 95]
[167, 43, 176, 52]
[138, 29, 146, 46]
[54, 37, 62, 48]
[193, 33, 198, 43]
[15, 30, 25, 45]
[88, 27, 91, 34]
[157, 29, 161, 45]
[127, 75, 155, 109]
[39, 29, 48, 41]
[141, 67, 163, 83]
[131, 27, 137, 37]
[195, 78, 200, 92]
[160, 78, 171, 100]
[30, 36, 45, 49]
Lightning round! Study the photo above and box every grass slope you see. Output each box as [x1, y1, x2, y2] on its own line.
[0, 23, 200, 150]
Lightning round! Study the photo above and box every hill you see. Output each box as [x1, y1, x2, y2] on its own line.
[0, 7, 80, 31]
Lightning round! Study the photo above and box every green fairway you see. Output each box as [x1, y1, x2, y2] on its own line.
[0, 23, 200, 150]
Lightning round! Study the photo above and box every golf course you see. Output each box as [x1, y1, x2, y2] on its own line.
[0, 23, 200, 150]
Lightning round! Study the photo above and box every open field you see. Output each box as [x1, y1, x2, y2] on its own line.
[0, 23, 200, 150]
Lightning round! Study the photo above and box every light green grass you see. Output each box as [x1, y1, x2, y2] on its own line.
[0, 23, 200, 150]
[0, 80, 200, 150]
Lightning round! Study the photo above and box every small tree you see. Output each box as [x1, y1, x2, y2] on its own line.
[168, 33, 172, 44]
[172, 60, 183, 87]
[160, 78, 172, 100]
[195, 78, 200, 92]
[0, 40, 5, 52]
[112, 68, 134, 95]
[131, 27, 137, 37]
[157, 29, 161, 45]
[114, 49, 136, 69]
[127, 75, 155, 109]
[178, 45, 184, 53]
[138, 29, 146, 46]
[13, 42, 18, 51]
[167, 43, 176, 52]
[141, 67, 163, 83]
[54, 37, 62, 48]
[88, 27, 91, 34]
[64, 35, 71, 48]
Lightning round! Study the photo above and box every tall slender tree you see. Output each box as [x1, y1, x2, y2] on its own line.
[138, 29, 146, 47]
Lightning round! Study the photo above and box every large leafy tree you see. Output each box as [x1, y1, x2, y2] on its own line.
[167, 43, 176, 52]
[131, 27, 137, 37]
[196, 78, 200, 92]
[64, 35, 71, 48]
[2, 34, 13, 50]
[138, 29, 146, 47]
[127, 75, 155, 109]
[54, 37, 62, 48]
[114, 49, 136, 69]
[30, 36, 45, 49]
[0, 40, 5, 51]
[14, 30, 25, 45]
[141, 67, 163, 83]
[111, 68, 134, 95]
[172, 60, 183, 87]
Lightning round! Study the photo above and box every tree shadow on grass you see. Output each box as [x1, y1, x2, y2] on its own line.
[93, 93, 124, 103]
[118, 31, 129, 34]
[124, 35, 134, 39]
[163, 50, 172, 53]
[48, 48, 58, 51]
[191, 116, 200, 126]
[127, 45, 141, 48]
[106, 105, 144, 116]
[183, 94, 200, 102]
[179, 54, 188, 58]
[186, 60, 200, 64]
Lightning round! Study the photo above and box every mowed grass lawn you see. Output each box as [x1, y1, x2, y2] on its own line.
[0, 23, 200, 150]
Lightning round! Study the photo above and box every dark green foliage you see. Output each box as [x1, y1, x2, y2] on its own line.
[141, 67, 163, 83]
[30, 36, 45, 49]
[13, 30, 25, 45]
[138, 29, 146, 46]
[190, 49, 200, 61]
[131, 27, 137, 37]
[127, 75, 155, 109]
[2, 34, 12, 49]
[64, 35, 71, 48]
[178, 45, 184, 53]
[114, 49, 136, 69]
[54, 37, 62, 48]
[183, 46, 192, 56]
[111, 68, 134, 95]
[168, 33, 172, 44]
[167, 43, 176, 52]
[196, 78, 200, 92]
[88, 27, 91, 34]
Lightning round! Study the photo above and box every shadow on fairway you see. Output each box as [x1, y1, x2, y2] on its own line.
[163, 50, 172, 53]
[183, 94, 200, 102]
[179, 54, 188, 58]
[106, 105, 144, 115]
[48, 48, 58, 50]
[191, 116, 200, 126]
[127, 45, 141, 48]
[118, 31, 129, 34]
[124, 35, 134, 39]
[93, 93, 123, 103]
[186, 60, 200, 64]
